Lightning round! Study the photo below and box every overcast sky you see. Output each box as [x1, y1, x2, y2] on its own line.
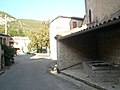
[0, 0, 85, 20]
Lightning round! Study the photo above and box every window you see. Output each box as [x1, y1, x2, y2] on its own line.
[16, 42, 18, 45]
[89, 9, 92, 23]
[72, 21, 77, 28]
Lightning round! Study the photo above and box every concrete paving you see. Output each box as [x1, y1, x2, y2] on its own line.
[0, 70, 4, 75]
[60, 69, 120, 90]
[0, 54, 91, 90]
[56, 72, 98, 90]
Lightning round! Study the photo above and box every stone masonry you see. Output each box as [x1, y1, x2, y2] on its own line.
[57, 0, 120, 70]
[57, 23, 120, 69]
[97, 25, 120, 64]
[84, 0, 120, 23]
[57, 40, 81, 70]
[57, 32, 98, 69]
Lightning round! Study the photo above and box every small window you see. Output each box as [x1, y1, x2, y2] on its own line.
[89, 9, 92, 23]
[16, 42, 18, 45]
[72, 21, 77, 28]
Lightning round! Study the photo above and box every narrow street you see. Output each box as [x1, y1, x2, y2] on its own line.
[0, 54, 82, 90]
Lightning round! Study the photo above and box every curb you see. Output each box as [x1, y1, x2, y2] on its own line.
[61, 72, 107, 90]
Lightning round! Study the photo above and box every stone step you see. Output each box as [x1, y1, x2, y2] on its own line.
[82, 61, 120, 83]
[92, 70, 120, 76]
[91, 75, 119, 83]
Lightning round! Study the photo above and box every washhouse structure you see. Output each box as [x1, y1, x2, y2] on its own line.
[51, 0, 120, 83]
[50, 16, 83, 60]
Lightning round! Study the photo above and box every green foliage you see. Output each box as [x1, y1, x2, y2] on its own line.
[0, 11, 50, 53]
[16, 19, 50, 52]
[2, 44, 16, 66]
[7, 26, 26, 37]
[27, 21, 50, 52]
[0, 11, 15, 19]
[0, 11, 26, 36]
[7, 21, 26, 37]
[0, 25, 4, 33]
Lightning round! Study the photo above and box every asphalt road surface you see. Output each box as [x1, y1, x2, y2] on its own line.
[0, 54, 85, 90]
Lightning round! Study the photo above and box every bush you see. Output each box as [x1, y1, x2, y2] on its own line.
[2, 44, 16, 66]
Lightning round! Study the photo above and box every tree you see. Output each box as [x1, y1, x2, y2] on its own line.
[27, 21, 50, 52]
[7, 21, 26, 37]
[7, 26, 26, 37]
[0, 20, 26, 37]
[2, 44, 16, 66]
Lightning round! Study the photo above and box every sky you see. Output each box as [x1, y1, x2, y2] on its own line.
[0, 0, 85, 21]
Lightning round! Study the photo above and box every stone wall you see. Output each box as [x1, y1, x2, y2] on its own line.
[50, 17, 71, 60]
[57, 32, 98, 69]
[57, 24, 120, 69]
[0, 45, 2, 70]
[57, 40, 81, 69]
[97, 26, 120, 64]
[85, 0, 120, 23]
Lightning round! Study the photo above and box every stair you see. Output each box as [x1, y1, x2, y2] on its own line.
[82, 60, 120, 83]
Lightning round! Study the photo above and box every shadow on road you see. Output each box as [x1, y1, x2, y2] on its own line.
[29, 53, 58, 73]
[14, 53, 57, 74]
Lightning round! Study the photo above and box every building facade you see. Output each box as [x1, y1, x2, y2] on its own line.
[50, 16, 83, 60]
[0, 33, 12, 69]
[84, 0, 120, 24]
[12, 37, 30, 54]
[55, 0, 120, 69]
[54, 0, 120, 84]
[83, 0, 120, 64]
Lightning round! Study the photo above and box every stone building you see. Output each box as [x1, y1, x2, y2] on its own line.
[54, 0, 120, 84]
[83, 0, 120, 64]
[84, 0, 120, 24]
[12, 37, 30, 54]
[50, 16, 83, 60]
[0, 33, 12, 69]
[55, 0, 120, 68]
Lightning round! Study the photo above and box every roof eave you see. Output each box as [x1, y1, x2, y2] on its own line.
[56, 17, 120, 40]
[51, 15, 84, 23]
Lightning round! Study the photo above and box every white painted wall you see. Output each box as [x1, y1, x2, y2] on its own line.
[12, 37, 30, 54]
[50, 17, 71, 60]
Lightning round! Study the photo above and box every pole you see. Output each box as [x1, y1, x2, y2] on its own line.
[4, 15, 7, 35]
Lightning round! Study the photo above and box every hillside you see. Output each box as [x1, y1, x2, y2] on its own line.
[0, 11, 50, 51]
[0, 11, 15, 19]
[0, 11, 49, 36]
[18, 19, 47, 31]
